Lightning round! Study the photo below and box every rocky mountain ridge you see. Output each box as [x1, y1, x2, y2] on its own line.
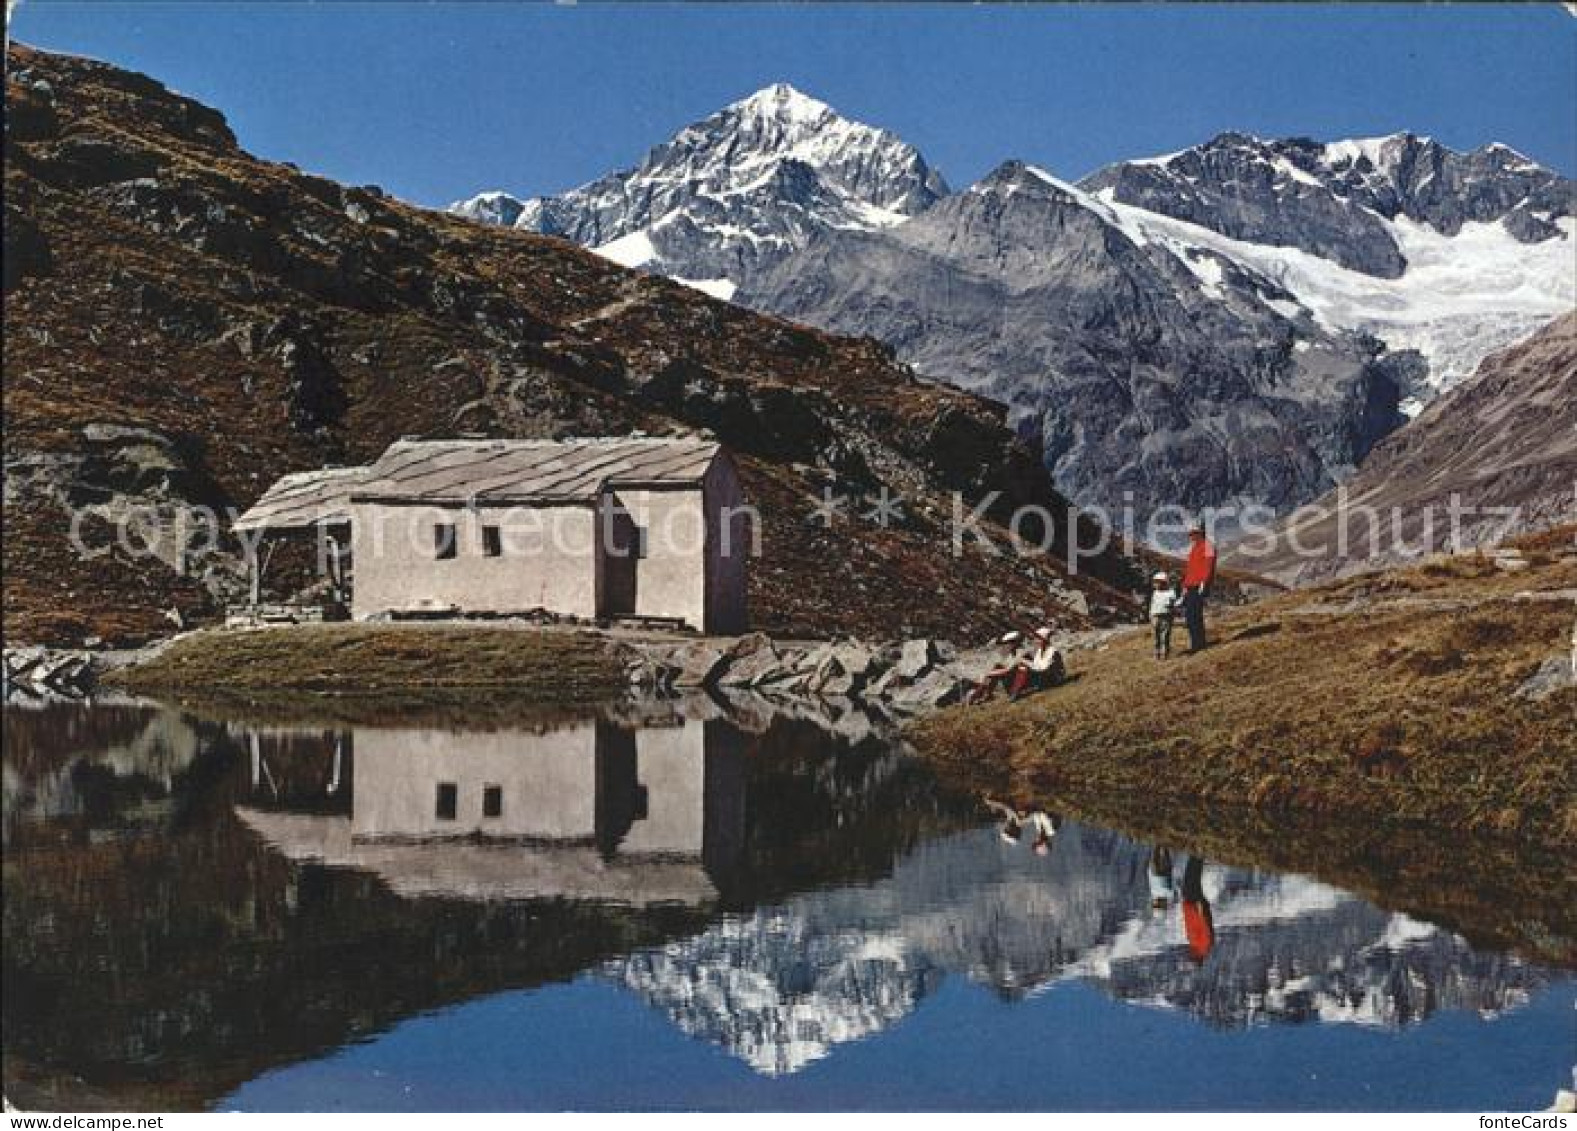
[452, 83, 948, 299]
[741, 160, 1414, 534]
[454, 90, 1572, 532]
[1081, 130, 1572, 277]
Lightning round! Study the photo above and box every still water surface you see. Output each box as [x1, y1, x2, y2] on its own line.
[4, 695, 1572, 1111]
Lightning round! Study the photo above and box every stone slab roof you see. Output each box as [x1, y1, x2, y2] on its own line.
[233, 436, 720, 531]
[232, 466, 367, 532]
[353, 436, 721, 505]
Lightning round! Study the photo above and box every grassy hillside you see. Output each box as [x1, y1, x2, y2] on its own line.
[914, 529, 1577, 851]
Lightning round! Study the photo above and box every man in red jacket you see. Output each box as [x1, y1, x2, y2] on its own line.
[1180, 519, 1216, 653]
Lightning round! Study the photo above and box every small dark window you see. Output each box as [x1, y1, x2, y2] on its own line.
[481, 525, 503, 558]
[434, 523, 458, 560]
[482, 784, 503, 818]
[435, 782, 458, 820]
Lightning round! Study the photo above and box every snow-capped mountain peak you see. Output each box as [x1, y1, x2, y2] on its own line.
[730, 81, 837, 124]
[449, 189, 528, 228]
[449, 82, 949, 296]
[1076, 130, 1575, 399]
[453, 110, 1571, 518]
[1070, 130, 1574, 400]
[1081, 131, 1571, 269]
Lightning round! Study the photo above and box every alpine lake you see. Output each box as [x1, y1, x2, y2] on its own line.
[4, 691, 1573, 1112]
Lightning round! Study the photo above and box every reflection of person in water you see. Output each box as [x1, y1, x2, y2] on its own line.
[1023, 808, 1060, 855]
[1179, 855, 1215, 962]
[984, 798, 1061, 855]
[1147, 846, 1175, 910]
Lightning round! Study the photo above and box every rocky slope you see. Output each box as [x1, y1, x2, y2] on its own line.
[742, 161, 1413, 536]
[1228, 313, 1577, 583]
[2, 45, 1139, 647]
[451, 83, 948, 300]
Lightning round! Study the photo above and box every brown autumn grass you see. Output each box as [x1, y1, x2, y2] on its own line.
[105, 622, 628, 700]
[912, 537, 1577, 852]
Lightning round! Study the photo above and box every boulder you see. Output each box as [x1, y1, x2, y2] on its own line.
[887, 666, 965, 713]
[1514, 656, 1574, 702]
[3, 650, 47, 693]
[893, 637, 939, 682]
[755, 645, 814, 691]
[667, 641, 730, 687]
[806, 638, 885, 697]
[717, 633, 785, 688]
[3, 648, 97, 697]
[867, 637, 939, 698]
[1047, 583, 1091, 617]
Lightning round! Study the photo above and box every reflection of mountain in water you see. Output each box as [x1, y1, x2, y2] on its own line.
[621, 916, 939, 1077]
[608, 824, 1553, 1075]
[1072, 878, 1542, 1030]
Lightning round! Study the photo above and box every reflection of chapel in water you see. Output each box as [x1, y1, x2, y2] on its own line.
[237, 717, 746, 906]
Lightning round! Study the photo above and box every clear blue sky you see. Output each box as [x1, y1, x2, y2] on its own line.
[11, 2, 1576, 207]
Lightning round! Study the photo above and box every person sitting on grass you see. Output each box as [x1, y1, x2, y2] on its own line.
[984, 797, 1024, 842]
[1007, 627, 1065, 700]
[966, 630, 1025, 705]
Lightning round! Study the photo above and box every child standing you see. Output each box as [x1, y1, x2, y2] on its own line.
[1149, 571, 1178, 659]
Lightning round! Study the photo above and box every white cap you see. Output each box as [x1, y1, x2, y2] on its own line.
[1034, 626, 1053, 641]
[1152, 571, 1170, 582]
[999, 630, 1022, 645]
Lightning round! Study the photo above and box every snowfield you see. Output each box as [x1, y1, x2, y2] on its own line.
[1092, 187, 1575, 403]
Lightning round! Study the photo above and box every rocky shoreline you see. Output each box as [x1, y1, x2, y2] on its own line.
[620, 629, 1119, 716]
[5, 622, 1127, 720]
[1, 644, 155, 700]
